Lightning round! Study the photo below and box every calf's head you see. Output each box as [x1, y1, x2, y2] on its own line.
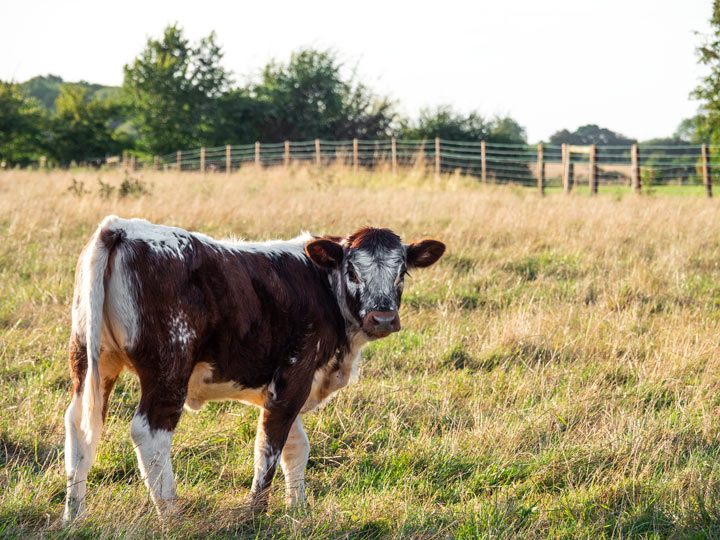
[305, 228, 445, 339]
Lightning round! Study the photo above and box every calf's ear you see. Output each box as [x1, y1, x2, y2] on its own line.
[305, 238, 344, 269]
[407, 239, 446, 268]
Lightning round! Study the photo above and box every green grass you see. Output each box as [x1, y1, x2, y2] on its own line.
[3, 166, 720, 538]
[541, 183, 709, 197]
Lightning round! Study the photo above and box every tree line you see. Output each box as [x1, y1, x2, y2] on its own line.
[0, 25, 527, 166]
[2, 16, 718, 167]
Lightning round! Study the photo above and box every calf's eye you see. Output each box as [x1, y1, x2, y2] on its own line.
[347, 264, 360, 284]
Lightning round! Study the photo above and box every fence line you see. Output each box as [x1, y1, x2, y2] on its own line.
[64, 138, 720, 197]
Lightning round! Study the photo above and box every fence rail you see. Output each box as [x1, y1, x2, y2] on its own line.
[77, 138, 720, 197]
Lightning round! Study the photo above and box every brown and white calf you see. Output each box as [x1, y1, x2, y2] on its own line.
[63, 215, 445, 521]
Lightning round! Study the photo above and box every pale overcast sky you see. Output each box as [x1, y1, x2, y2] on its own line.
[1, 0, 712, 142]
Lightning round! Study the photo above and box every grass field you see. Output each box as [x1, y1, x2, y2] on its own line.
[3, 165, 720, 539]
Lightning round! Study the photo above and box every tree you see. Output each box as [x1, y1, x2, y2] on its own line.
[487, 115, 526, 144]
[123, 24, 230, 155]
[548, 124, 636, 146]
[401, 105, 489, 141]
[209, 89, 271, 146]
[20, 75, 122, 112]
[400, 106, 526, 144]
[692, 1, 720, 144]
[252, 49, 395, 142]
[400, 106, 529, 182]
[0, 81, 47, 166]
[674, 114, 707, 144]
[48, 85, 131, 163]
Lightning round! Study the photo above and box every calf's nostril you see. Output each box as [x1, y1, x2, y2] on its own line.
[372, 314, 395, 324]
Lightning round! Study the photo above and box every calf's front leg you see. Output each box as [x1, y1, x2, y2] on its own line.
[280, 416, 310, 506]
[250, 406, 298, 509]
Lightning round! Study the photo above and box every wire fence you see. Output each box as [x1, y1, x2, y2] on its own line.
[97, 138, 720, 194]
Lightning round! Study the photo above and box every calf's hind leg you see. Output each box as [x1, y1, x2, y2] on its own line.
[130, 369, 188, 515]
[64, 346, 124, 522]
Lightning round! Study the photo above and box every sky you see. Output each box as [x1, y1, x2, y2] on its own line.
[1, 0, 713, 143]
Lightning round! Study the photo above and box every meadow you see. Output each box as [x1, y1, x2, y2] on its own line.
[2, 164, 720, 539]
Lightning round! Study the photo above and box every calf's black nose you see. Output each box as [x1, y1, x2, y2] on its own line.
[373, 314, 396, 325]
[362, 310, 401, 337]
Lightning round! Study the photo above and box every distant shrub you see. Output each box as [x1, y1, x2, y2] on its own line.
[97, 178, 115, 199]
[119, 174, 149, 198]
[66, 178, 89, 197]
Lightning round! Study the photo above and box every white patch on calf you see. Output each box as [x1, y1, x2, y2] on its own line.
[168, 311, 194, 350]
[103, 247, 140, 349]
[110, 217, 192, 259]
[281, 416, 310, 506]
[130, 413, 177, 513]
[267, 380, 277, 401]
[109, 217, 313, 264]
[201, 231, 313, 263]
[251, 413, 283, 501]
[63, 393, 103, 521]
[185, 362, 266, 411]
[302, 333, 367, 413]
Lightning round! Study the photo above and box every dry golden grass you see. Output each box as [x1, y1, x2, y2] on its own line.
[2, 165, 720, 538]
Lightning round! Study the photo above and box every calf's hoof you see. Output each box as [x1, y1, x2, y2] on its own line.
[247, 488, 271, 515]
[285, 490, 307, 509]
[63, 496, 84, 523]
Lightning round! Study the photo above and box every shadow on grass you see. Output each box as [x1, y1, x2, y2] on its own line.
[0, 433, 60, 473]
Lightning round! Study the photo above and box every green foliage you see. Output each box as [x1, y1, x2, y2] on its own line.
[250, 48, 395, 142]
[401, 105, 527, 144]
[402, 105, 488, 141]
[692, 1, 720, 144]
[48, 85, 132, 162]
[19, 74, 122, 112]
[210, 89, 272, 146]
[122, 24, 231, 154]
[0, 82, 47, 166]
[674, 114, 707, 144]
[548, 124, 636, 146]
[5, 27, 538, 164]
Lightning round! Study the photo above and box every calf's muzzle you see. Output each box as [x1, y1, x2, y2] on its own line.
[362, 310, 401, 338]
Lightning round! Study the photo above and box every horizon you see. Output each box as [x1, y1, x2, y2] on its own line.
[3, 0, 712, 143]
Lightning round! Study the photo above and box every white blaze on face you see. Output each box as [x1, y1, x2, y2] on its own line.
[347, 247, 406, 318]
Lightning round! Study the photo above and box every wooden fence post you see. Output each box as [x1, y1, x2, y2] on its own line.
[284, 141, 290, 167]
[200, 147, 205, 172]
[226, 145, 231, 174]
[537, 143, 544, 196]
[353, 138, 359, 172]
[562, 144, 570, 193]
[435, 137, 441, 178]
[391, 137, 397, 174]
[481, 140, 487, 183]
[153, 155, 159, 170]
[130, 155, 136, 171]
[702, 143, 712, 198]
[255, 142, 261, 167]
[589, 144, 597, 195]
[315, 139, 321, 166]
[177, 150, 182, 171]
[631, 144, 641, 194]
